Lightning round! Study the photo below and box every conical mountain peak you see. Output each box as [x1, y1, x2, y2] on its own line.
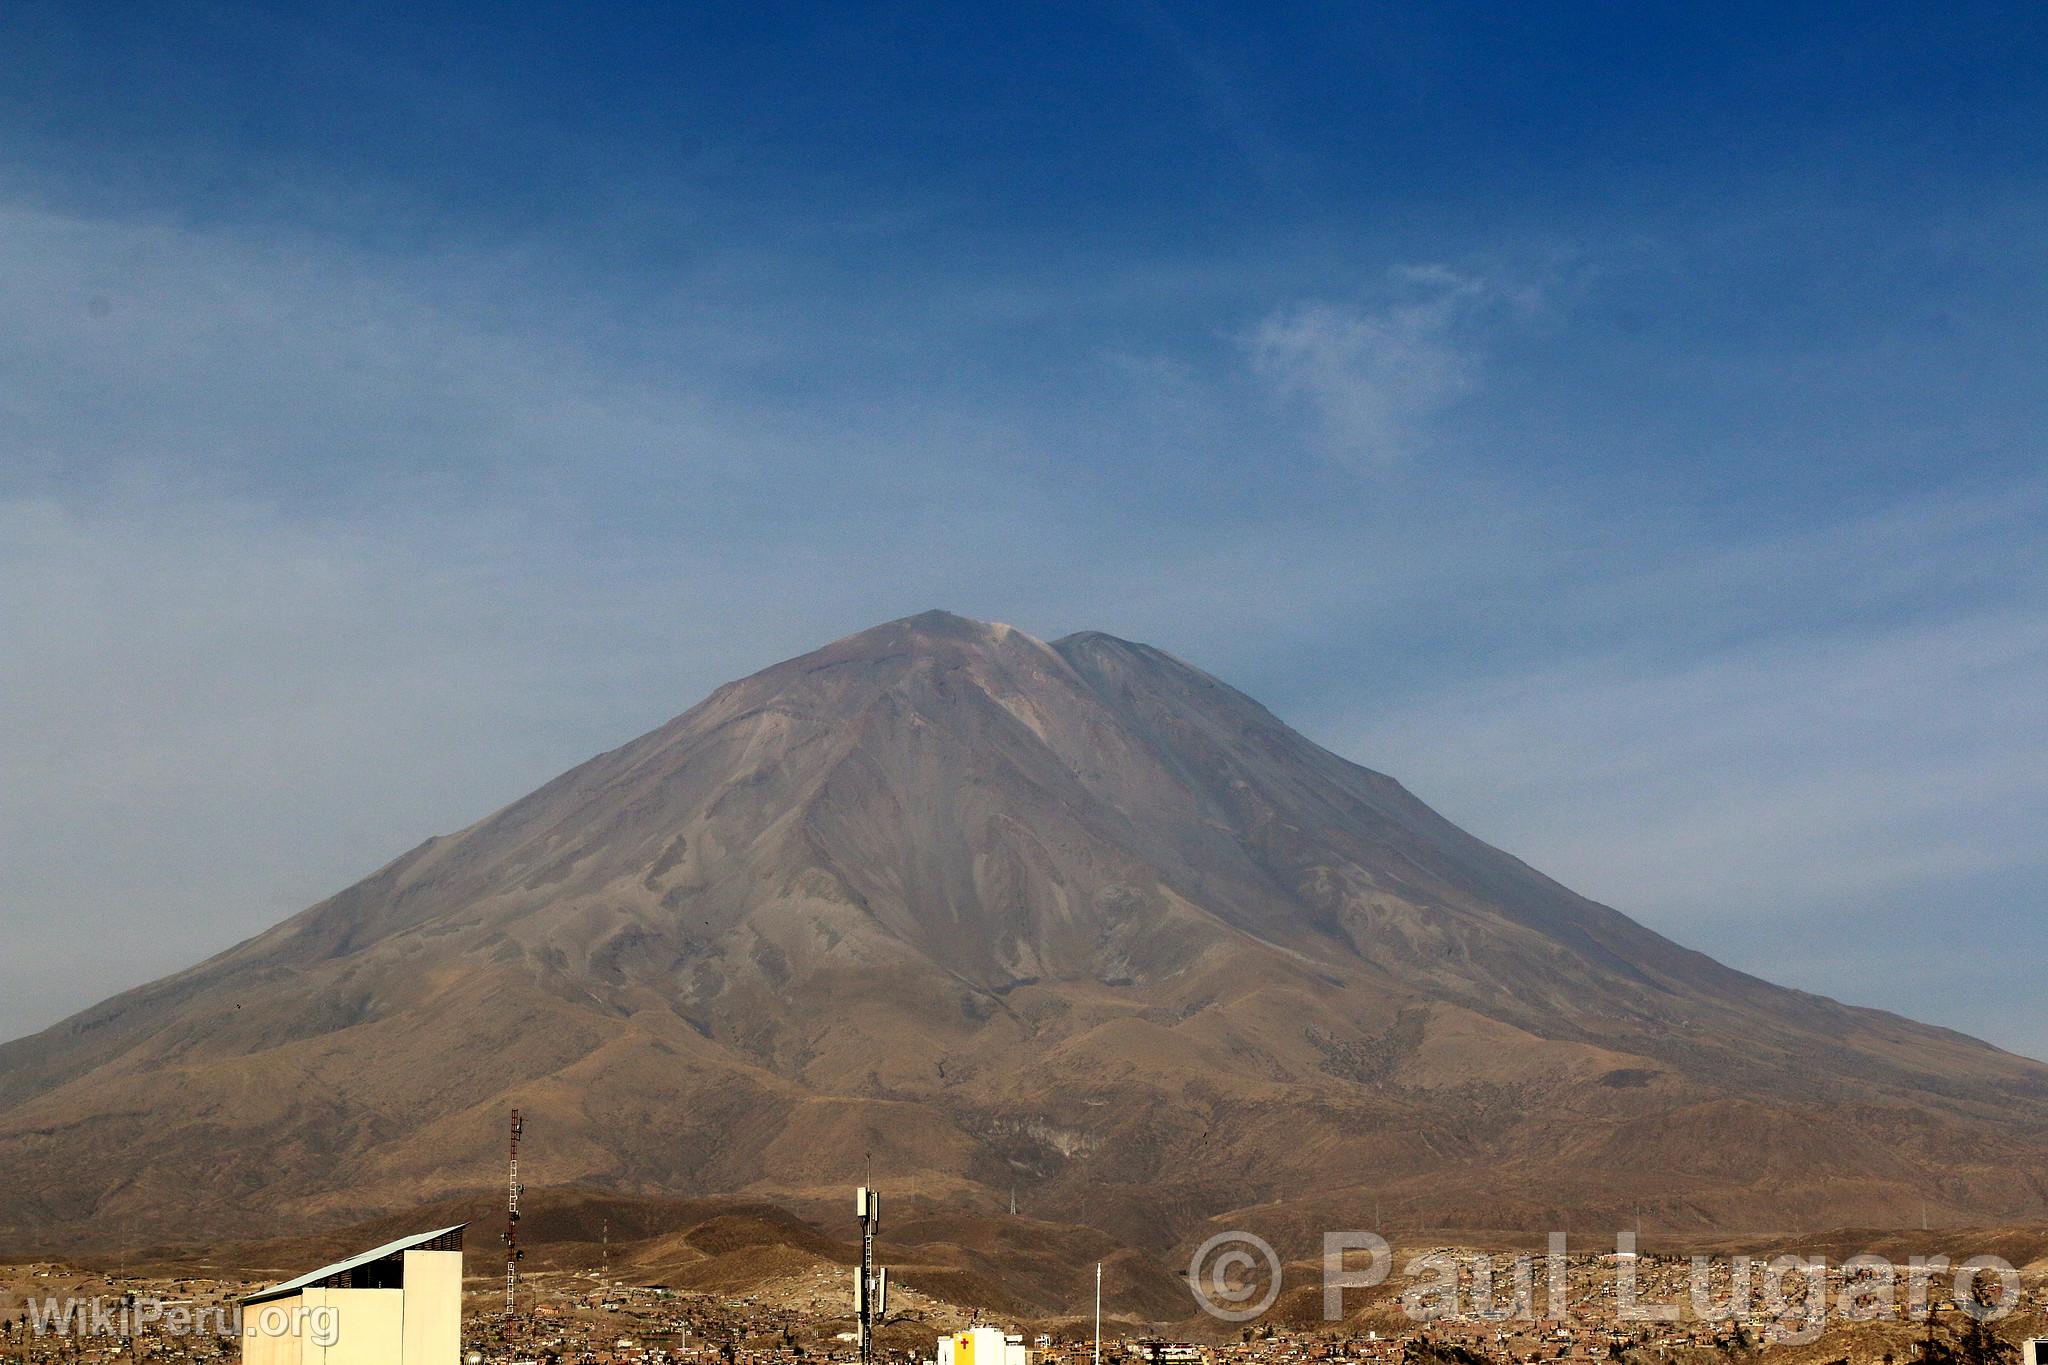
[894, 607, 1010, 637]
[3, 614, 2046, 1251]
[835, 608, 1037, 649]
[739, 609, 1062, 693]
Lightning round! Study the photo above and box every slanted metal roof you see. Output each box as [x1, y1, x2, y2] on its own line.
[242, 1224, 466, 1305]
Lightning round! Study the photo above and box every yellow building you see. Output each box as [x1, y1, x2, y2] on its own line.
[239, 1223, 465, 1365]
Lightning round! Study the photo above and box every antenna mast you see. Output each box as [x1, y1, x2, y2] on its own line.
[855, 1182, 888, 1365]
[1094, 1261, 1102, 1365]
[503, 1109, 525, 1316]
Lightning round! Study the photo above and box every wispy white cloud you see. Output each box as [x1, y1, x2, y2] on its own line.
[1246, 267, 1499, 468]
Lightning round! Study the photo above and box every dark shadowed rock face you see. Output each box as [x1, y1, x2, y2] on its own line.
[4, 611, 2046, 1252]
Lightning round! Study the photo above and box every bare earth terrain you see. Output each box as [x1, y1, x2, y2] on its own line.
[7, 1203, 2048, 1362]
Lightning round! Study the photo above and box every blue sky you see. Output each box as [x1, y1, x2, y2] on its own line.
[2, 2, 2045, 1057]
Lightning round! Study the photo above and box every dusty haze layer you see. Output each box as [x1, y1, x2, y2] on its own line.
[4, 611, 2046, 1252]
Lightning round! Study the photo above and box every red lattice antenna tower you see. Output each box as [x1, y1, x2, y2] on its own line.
[502, 1109, 525, 1315]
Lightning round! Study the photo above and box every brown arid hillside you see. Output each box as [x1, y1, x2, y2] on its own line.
[3, 610, 2046, 1259]
[97, 1186, 1186, 1325]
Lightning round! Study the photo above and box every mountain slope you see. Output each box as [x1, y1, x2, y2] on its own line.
[4, 610, 2045, 1252]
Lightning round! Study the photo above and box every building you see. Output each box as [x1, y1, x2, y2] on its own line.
[936, 1326, 1029, 1365]
[239, 1223, 465, 1364]
[2023, 1341, 2046, 1365]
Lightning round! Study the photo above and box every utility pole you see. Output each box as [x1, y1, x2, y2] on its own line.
[1094, 1261, 1102, 1365]
[503, 1109, 525, 1316]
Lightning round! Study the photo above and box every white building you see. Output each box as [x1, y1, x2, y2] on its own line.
[239, 1223, 465, 1364]
[936, 1326, 1029, 1365]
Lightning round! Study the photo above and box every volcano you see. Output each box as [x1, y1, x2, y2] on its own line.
[4, 610, 2045, 1253]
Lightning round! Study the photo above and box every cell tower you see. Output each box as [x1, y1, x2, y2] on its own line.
[502, 1109, 525, 1315]
[854, 1184, 889, 1365]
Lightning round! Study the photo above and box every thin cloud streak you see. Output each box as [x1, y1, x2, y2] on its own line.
[1247, 268, 1502, 468]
